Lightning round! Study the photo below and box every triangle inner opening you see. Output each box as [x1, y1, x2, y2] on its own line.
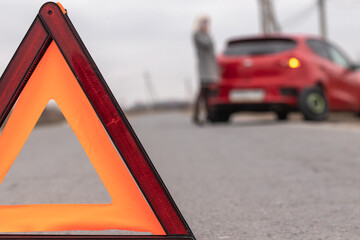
[0, 101, 112, 205]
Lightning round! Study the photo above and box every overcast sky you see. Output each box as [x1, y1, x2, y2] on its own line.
[0, 0, 360, 108]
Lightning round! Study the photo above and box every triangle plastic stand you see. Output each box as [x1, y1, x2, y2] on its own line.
[0, 2, 195, 240]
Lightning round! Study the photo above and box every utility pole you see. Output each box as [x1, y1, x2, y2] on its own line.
[318, 0, 327, 38]
[258, 0, 281, 34]
[143, 71, 157, 106]
[258, 0, 268, 34]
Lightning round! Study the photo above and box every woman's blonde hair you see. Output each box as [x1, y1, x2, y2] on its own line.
[194, 15, 210, 33]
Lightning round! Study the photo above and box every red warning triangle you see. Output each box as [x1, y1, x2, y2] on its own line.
[0, 2, 195, 239]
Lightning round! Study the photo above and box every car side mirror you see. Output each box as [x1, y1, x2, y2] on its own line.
[349, 64, 360, 71]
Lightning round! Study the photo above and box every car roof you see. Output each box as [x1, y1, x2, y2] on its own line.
[226, 34, 324, 45]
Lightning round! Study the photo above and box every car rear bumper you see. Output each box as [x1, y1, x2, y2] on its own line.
[208, 82, 301, 113]
[210, 103, 297, 113]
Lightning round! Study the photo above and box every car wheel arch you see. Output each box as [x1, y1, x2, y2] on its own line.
[315, 81, 328, 96]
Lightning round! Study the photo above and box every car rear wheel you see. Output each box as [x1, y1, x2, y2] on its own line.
[299, 87, 328, 121]
[275, 110, 289, 121]
[208, 110, 231, 123]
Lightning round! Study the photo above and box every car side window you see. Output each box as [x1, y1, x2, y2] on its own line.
[326, 44, 351, 69]
[306, 39, 330, 60]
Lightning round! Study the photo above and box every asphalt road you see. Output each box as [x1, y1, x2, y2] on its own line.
[2, 112, 360, 239]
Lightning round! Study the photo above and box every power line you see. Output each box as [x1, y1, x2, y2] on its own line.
[328, 0, 360, 9]
[329, 0, 360, 5]
[281, 0, 318, 30]
[258, 0, 281, 34]
[268, 0, 281, 32]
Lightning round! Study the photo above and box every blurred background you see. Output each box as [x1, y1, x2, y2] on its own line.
[1, 0, 360, 110]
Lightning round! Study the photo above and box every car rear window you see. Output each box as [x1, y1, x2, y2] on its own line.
[306, 39, 330, 59]
[224, 38, 297, 56]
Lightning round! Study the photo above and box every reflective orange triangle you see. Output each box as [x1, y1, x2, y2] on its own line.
[0, 41, 165, 234]
[0, 2, 194, 239]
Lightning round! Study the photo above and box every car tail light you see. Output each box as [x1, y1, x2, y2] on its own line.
[288, 57, 301, 69]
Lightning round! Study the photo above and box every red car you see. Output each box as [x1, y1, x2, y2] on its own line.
[208, 34, 360, 122]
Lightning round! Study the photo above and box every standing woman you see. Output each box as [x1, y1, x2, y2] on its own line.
[192, 15, 219, 125]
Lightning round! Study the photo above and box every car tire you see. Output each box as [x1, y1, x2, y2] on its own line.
[354, 112, 360, 118]
[208, 110, 231, 123]
[299, 87, 328, 121]
[276, 111, 289, 121]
